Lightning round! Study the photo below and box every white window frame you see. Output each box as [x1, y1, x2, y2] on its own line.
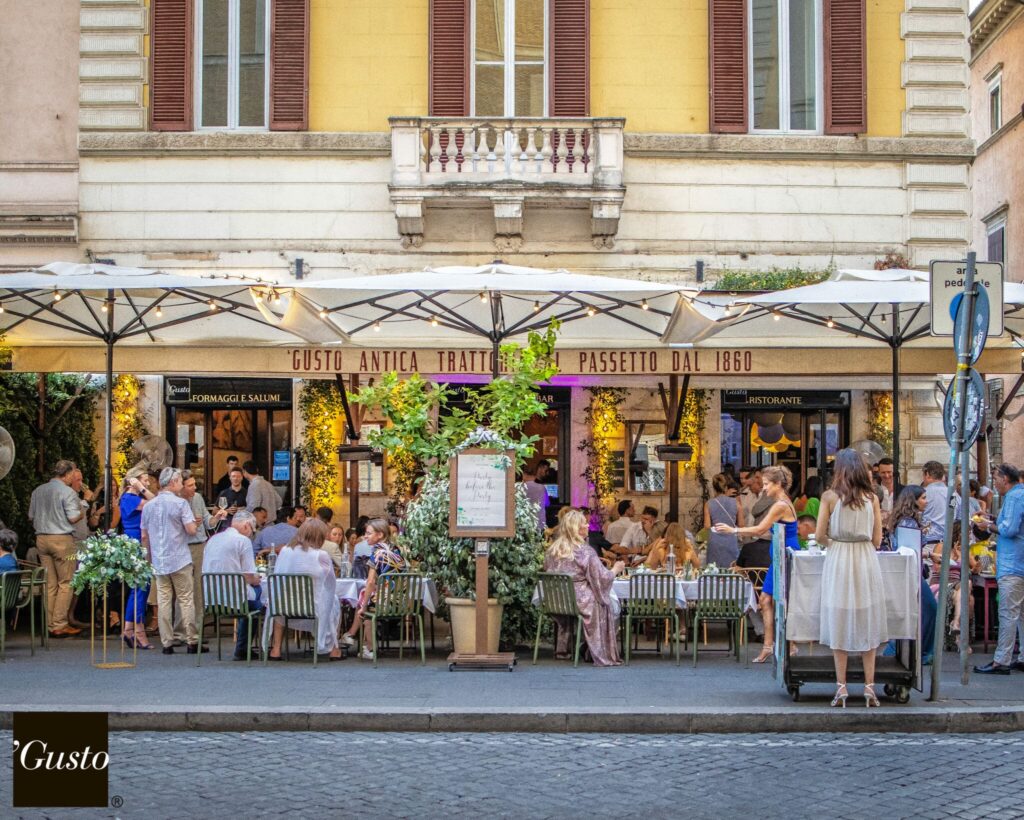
[748, 0, 824, 135]
[987, 214, 1007, 266]
[470, 0, 549, 118]
[194, 0, 271, 131]
[989, 73, 1002, 136]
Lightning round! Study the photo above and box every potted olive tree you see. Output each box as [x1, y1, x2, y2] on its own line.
[351, 322, 559, 650]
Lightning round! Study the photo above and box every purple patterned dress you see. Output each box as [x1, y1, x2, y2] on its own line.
[543, 545, 622, 666]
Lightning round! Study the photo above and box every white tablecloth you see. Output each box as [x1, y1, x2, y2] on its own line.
[786, 551, 919, 642]
[611, 578, 687, 611]
[335, 577, 439, 614]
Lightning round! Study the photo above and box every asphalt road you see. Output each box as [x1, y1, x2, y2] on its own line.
[3, 731, 1022, 819]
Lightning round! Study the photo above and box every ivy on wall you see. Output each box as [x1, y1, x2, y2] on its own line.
[578, 386, 628, 510]
[866, 390, 895, 456]
[297, 380, 343, 510]
[678, 388, 711, 531]
[112, 375, 149, 487]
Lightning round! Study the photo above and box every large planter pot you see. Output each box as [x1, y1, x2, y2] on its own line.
[446, 597, 503, 655]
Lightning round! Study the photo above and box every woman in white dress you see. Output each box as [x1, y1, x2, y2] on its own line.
[816, 449, 888, 707]
[267, 519, 342, 660]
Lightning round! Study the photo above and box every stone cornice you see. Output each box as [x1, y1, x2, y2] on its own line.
[78, 131, 392, 157]
[970, 0, 1024, 54]
[975, 110, 1024, 158]
[623, 133, 975, 162]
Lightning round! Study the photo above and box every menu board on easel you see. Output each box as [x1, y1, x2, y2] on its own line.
[449, 448, 515, 538]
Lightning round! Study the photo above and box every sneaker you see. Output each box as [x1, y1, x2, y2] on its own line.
[341, 635, 356, 648]
[360, 647, 374, 661]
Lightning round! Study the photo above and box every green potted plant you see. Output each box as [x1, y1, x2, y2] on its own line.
[352, 322, 559, 649]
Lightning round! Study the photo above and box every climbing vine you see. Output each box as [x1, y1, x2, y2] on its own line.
[678, 388, 711, 531]
[111, 375, 149, 487]
[866, 390, 895, 455]
[297, 380, 343, 510]
[578, 386, 628, 510]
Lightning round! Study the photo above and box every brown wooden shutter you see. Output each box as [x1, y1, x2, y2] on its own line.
[429, 0, 469, 116]
[549, 0, 589, 117]
[824, 0, 866, 135]
[708, 0, 747, 133]
[270, 0, 309, 130]
[150, 0, 193, 131]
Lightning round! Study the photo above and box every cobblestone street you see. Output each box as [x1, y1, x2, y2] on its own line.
[3, 731, 1023, 819]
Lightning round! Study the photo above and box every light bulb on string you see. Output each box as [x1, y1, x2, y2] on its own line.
[273, 290, 281, 305]
[255, 291, 264, 303]
[430, 316, 439, 327]
[826, 316, 834, 328]
[53, 291, 62, 302]
[773, 311, 781, 321]
[586, 306, 596, 317]
[641, 299, 649, 311]
[479, 292, 489, 304]
[373, 321, 381, 332]
[723, 305, 732, 316]
[532, 301, 540, 313]
[100, 301, 108, 313]
[155, 306, 163, 318]
[319, 309, 328, 319]
[208, 300, 217, 311]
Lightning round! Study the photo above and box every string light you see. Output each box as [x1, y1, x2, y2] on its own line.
[723, 305, 731, 316]
[373, 321, 381, 332]
[155, 306, 163, 318]
[826, 316, 834, 328]
[0, 303, 5, 314]
[641, 299, 649, 311]
[773, 311, 781, 321]
[100, 301, 108, 313]
[532, 301, 540, 313]
[208, 300, 217, 311]
[273, 290, 281, 305]
[319, 309, 328, 319]
[586, 306, 596, 317]
[53, 290, 62, 302]
[255, 291, 263, 303]
[479, 292, 488, 304]
[430, 316, 439, 327]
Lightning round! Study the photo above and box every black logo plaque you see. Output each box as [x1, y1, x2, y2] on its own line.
[12, 712, 109, 808]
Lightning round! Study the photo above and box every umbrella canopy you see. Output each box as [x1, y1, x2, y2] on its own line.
[275, 263, 689, 359]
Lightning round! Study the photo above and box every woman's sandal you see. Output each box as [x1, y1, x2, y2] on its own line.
[831, 683, 849, 708]
[864, 683, 880, 708]
[752, 646, 774, 664]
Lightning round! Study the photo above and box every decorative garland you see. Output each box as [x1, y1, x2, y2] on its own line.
[866, 390, 895, 455]
[297, 380, 343, 510]
[111, 375, 149, 487]
[578, 386, 628, 510]
[677, 388, 711, 531]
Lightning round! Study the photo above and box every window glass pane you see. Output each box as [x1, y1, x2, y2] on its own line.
[990, 85, 1001, 133]
[629, 423, 666, 493]
[357, 424, 384, 494]
[515, 63, 544, 116]
[475, 63, 505, 116]
[476, 0, 505, 62]
[201, 0, 229, 127]
[752, 0, 780, 130]
[515, 0, 544, 61]
[988, 225, 1005, 265]
[788, 0, 817, 130]
[238, 0, 266, 127]
[720, 413, 744, 470]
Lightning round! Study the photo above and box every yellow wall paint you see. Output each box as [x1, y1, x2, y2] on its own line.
[309, 0, 428, 132]
[865, 0, 904, 137]
[591, 0, 709, 133]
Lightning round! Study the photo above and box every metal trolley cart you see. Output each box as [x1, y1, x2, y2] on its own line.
[771, 530, 922, 704]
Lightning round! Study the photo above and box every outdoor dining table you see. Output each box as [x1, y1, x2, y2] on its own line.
[531, 574, 757, 615]
[335, 576, 440, 614]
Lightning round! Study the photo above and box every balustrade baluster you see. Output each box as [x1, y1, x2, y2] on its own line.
[540, 128, 553, 175]
[428, 126, 442, 173]
[555, 128, 569, 173]
[443, 127, 457, 172]
[570, 129, 584, 174]
[495, 123, 507, 173]
[464, 126, 478, 172]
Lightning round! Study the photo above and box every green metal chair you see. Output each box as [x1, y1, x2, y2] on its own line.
[263, 573, 319, 667]
[533, 572, 584, 667]
[692, 573, 748, 667]
[1, 571, 33, 661]
[14, 562, 47, 653]
[624, 573, 680, 665]
[197, 572, 262, 666]
[368, 573, 425, 668]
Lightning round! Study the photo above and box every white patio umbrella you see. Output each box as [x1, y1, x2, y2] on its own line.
[0, 262, 338, 523]
[276, 263, 693, 375]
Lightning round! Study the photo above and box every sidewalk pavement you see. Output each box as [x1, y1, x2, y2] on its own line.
[2, 631, 1023, 734]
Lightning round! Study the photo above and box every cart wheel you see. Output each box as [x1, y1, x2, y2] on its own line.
[508, 664, 514, 672]
[895, 686, 911, 704]
[788, 685, 801, 702]
[883, 684, 896, 697]
[448, 663, 455, 672]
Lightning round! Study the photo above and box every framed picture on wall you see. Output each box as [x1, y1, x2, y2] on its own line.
[542, 436, 558, 455]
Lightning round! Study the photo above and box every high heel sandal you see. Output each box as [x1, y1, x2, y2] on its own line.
[122, 634, 137, 649]
[134, 629, 153, 650]
[864, 684, 880, 708]
[751, 646, 773, 664]
[831, 683, 848, 708]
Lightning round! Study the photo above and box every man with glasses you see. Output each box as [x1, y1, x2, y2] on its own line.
[202, 510, 263, 661]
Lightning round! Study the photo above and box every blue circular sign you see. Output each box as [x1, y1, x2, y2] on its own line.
[952, 286, 990, 366]
[943, 367, 985, 449]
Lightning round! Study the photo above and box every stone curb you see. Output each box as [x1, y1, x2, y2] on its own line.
[3, 707, 1023, 734]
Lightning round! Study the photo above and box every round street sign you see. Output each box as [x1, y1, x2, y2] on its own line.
[951, 285, 991, 366]
[943, 367, 986, 449]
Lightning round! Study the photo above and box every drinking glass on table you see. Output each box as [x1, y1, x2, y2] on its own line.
[217, 497, 228, 511]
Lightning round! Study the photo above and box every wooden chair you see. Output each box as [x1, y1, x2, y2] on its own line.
[624, 573, 680, 665]
[533, 573, 584, 666]
[263, 573, 319, 667]
[368, 573, 425, 668]
[692, 573, 748, 666]
[197, 572, 262, 666]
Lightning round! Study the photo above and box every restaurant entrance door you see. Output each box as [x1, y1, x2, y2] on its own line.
[164, 377, 294, 504]
[720, 390, 850, 493]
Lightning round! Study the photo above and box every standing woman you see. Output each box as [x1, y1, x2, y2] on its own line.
[713, 464, 799, 664]
[120, 474, 156, 649]
[704, 473, 744, 568]
[816, 449, 888, 707]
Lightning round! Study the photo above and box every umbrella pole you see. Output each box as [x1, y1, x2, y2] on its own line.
[891, 307, 901, 482]
[103, 289, 114, 531]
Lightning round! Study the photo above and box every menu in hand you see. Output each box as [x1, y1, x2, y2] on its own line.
[448, 448, 515, 538]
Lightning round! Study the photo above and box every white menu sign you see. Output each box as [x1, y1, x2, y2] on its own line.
[455, 453, 507, 528]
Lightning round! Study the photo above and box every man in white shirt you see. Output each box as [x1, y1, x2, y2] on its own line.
[173, 470, 225, 645]
[202, 510, 262, 661]
[605, 499, 635, 545]
[141, 467, 205, 654]
[28, 460, 85, 637]
[243, 460, 280, 521]
[617, 506, 662, 560]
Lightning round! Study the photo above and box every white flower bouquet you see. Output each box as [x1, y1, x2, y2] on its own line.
[71, 532, 153, 594]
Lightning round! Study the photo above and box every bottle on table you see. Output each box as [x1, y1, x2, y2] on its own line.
[805, 534, 818, 553]
[666, 544, 677, 575]
[267, 549, 277, 574]
[341, 545, 351, 578]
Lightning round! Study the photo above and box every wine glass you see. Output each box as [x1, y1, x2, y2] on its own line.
[217, 497, 228, 511]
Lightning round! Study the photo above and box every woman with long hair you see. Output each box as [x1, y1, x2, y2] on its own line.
[713, 464, 799, 664]
[341, 518, 406, 660]
[269, 518, 343, 661]
[645, 522, 701, 574]
[817, 449, 888, 707]
[543, 508, 625, 666]
[704, 472, 744, 568]
[886, 485, 927, 541]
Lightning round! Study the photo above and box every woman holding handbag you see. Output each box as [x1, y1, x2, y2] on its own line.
[704, 473, 744, 568]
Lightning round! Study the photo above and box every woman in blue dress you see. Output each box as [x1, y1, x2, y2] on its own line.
[120, 474, 156, 649]
[714, 464, 799, 664]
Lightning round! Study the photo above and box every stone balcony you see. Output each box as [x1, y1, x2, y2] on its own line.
[389, 117, 626, 249]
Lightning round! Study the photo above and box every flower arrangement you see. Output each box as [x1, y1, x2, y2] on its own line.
[71, 532, 153, 594]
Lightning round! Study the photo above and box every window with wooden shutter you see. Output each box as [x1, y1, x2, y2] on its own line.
[151, 0, 194, 131]
[824, 0, 866, 135]
[709, 0, 747, 133]
[430, 0, 470, 116]
[270, 0, 309, 130]
[549, 0, 588, 117]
